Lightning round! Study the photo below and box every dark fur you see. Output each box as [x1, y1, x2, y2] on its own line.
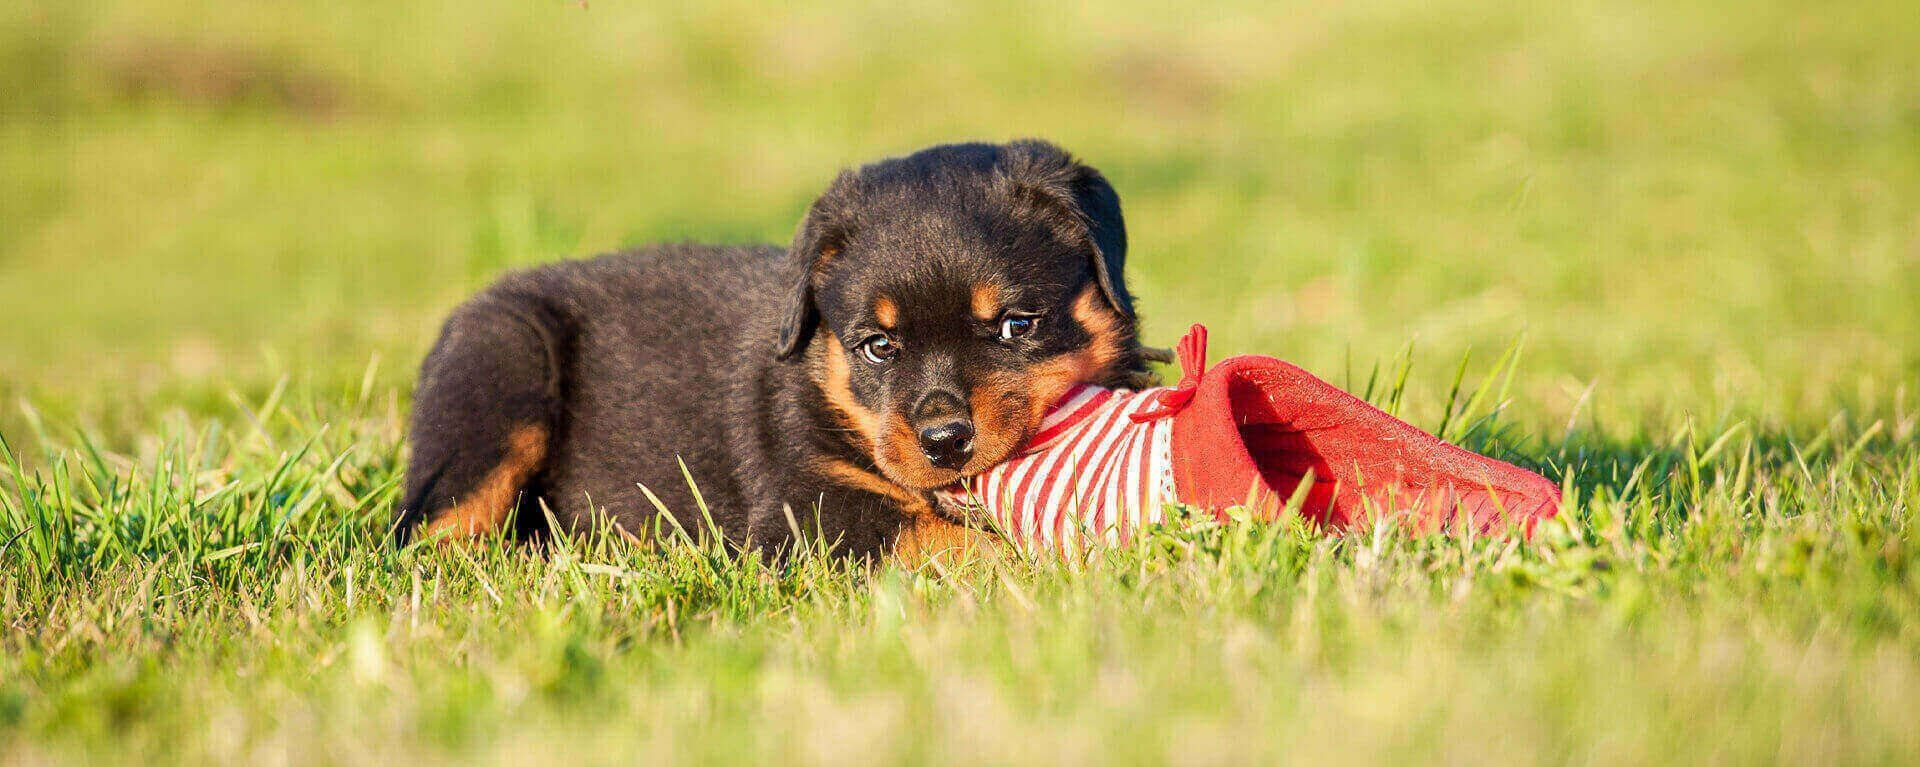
[396, 140, 1150, 559]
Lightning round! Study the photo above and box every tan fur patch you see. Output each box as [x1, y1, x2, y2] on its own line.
[877, 411, 956, 488]
[1070, 282, 1128, 370]
[815, 457, 1000, 564]
[967, 369, 1037, 471]
[814, 335, 881, 450]
[423, 424, 548, 539]
[1027, 283, 1127, 403]
[970, 283, 1002, 321]
[964, 284, 1131, 472]
[817, 457, 927, 512]
[874, 297, 898, 329]
[814, 336, 957, 489]
[891, 513, 1002, 565]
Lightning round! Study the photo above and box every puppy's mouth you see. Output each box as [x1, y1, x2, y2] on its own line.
[872, 421, 1037, 492]
[867, 381, 1054, 492]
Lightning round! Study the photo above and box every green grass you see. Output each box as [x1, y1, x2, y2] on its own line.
[3, 0, 1919, 763]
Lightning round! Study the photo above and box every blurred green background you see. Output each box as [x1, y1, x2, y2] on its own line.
[2, 0, 1917, 439]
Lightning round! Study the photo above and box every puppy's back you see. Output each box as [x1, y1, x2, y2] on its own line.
[398, 244, 785, 544]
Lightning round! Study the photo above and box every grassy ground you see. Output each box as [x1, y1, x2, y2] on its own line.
[3, 0, 1918, 764]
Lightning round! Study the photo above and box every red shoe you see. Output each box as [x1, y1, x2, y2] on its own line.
[936, 325, 1561, 552]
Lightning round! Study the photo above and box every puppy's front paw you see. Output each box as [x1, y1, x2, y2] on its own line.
[890, 513, 1004, 567]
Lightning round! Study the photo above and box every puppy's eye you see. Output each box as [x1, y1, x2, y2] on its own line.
[858, 335, 898, 364]
[998, 315, 1038, 340]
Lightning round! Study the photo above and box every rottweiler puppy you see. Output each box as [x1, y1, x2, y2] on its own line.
[394, 140, 1156, 560]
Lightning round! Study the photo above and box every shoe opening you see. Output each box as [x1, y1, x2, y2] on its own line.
[1225, 370, 1340, 523]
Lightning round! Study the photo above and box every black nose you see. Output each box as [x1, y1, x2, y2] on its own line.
[917, 421, 975, 470]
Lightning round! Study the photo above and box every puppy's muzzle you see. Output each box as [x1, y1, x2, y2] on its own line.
[912, 390, 974, 470]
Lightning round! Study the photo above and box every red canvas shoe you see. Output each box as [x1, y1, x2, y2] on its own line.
[935, 325, 1562, 553]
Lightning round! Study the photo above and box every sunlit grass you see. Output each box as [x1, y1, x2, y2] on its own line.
[4, 357, 1916, 764]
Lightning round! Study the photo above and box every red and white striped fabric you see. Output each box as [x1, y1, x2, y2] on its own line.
[934, 384, 1176, 554]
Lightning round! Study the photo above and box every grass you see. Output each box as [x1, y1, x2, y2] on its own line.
[3, 0, 1919, 764]
[3, 378, 1916, 764]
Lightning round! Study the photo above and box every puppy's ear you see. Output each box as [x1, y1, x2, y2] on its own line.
[1069, 164, 1132, 318]
[776, 172, 857, 359]
[997, 140, 1133, 317]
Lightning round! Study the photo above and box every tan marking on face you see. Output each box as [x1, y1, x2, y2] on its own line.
[966, 369, 1037, 472]
[423, 424, 548, 539]
[876, 409, 962, 490]
[815, 335, 954, 489]
[1070, 282, 1128, 370]
[1025, 284, 1127, 402]
[962, 283, 1133, 469]
[813, 335, 881, 450]
[820, 328, 972, 488]
[874, 297, 898, 330]
[1027, 351, 1104, 418]
[970, 283, 1001, 322]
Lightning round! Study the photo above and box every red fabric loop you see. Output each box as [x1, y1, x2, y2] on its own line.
[1130, 324, 1209, 423]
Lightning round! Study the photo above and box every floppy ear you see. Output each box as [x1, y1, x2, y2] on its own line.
[998, 140, 1133, 317]
[775, 175, 856, 359]
[1068, 165, 1132, 318]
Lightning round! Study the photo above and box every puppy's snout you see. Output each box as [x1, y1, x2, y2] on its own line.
[912, 390, 973, 470]
[918, 421, 975, 470]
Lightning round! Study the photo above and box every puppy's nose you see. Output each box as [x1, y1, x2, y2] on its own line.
[918, 421, 975, 470]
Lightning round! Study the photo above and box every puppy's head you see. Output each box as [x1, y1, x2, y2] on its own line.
[777, 140, 1148, 490]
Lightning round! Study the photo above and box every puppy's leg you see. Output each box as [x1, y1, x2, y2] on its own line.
[395, 292, 569, 544]
[891, 510, 1003, 567]
[752, 460, 1004, 564]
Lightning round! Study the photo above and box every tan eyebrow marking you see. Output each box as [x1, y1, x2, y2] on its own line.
[874, 297, 898, 329]
[970, 283, 1001, 322]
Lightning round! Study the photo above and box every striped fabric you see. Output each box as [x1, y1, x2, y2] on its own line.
[934, 384, 1176, 554]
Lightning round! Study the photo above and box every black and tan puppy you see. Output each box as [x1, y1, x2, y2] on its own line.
[395, 140, 1155, 560]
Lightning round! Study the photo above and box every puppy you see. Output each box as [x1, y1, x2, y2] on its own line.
[394, 140, 1154, 560]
